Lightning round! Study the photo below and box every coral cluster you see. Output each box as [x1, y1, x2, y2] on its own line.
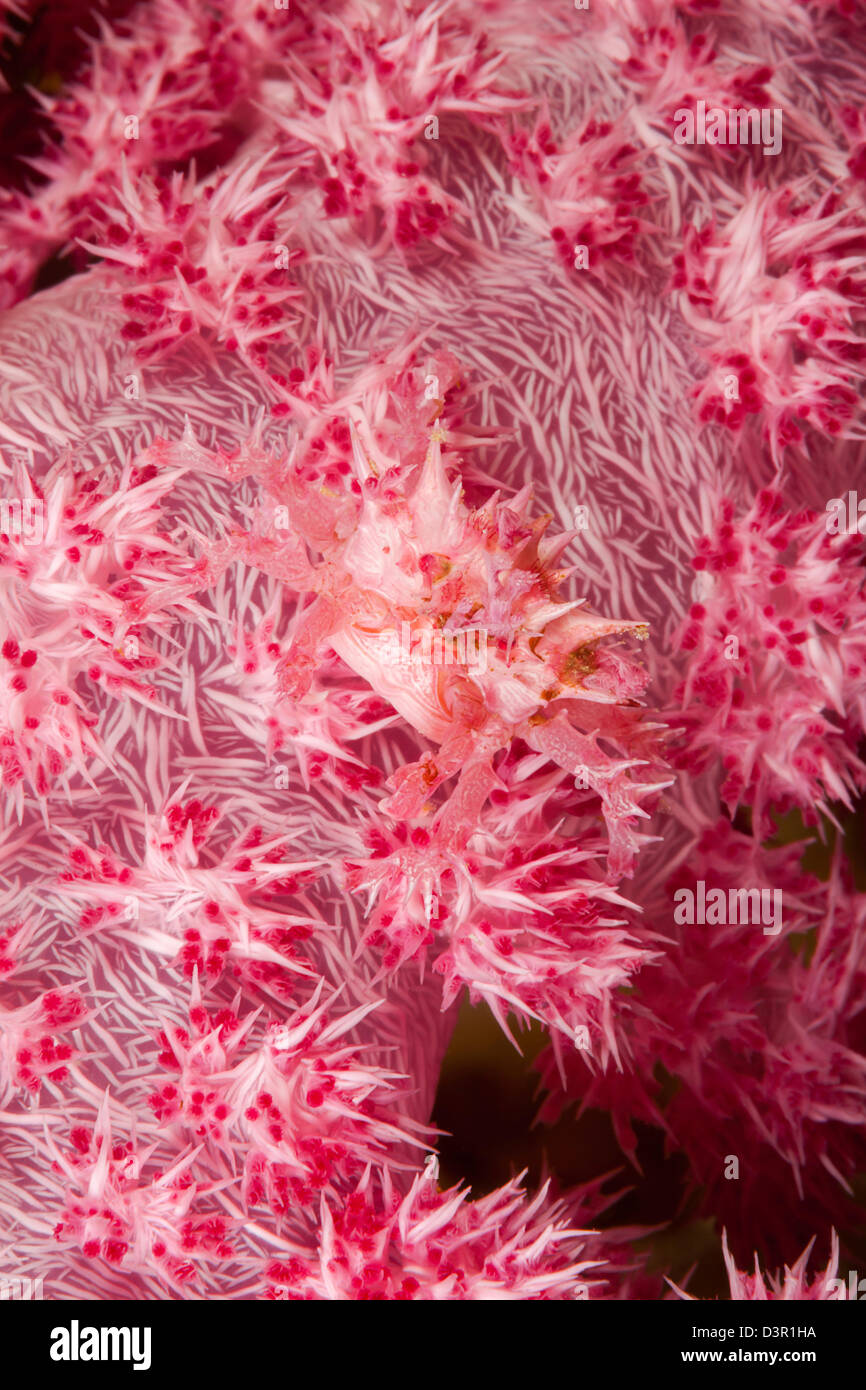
[0, 0, 865, 1303]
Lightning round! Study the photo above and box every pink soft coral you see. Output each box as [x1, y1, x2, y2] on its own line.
[675, 1230, 845, 1301]
[538, 825, 866, 1258]
[264, 1168, 597, 1300]
[2, 0, 866, 1313]
[673, 487, 866, 834]
[674, 185, 866, 455]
